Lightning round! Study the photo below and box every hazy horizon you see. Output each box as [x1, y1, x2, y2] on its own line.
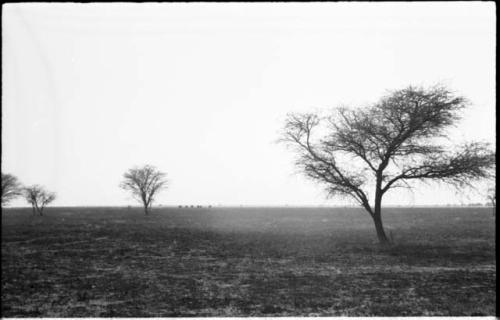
[3, 203, 493, 209]
[2, 2, 496, 207]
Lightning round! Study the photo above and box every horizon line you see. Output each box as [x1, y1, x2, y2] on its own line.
[2, 204, 493, 209]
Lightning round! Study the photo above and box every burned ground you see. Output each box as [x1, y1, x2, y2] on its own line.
[1, 207, 495, 316]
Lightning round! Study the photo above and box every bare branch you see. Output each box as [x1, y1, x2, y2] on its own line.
[382, 142, 495, 194]
[281, 113, 373, 215]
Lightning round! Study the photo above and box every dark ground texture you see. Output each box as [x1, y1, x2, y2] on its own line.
[1, 206, 496, 316]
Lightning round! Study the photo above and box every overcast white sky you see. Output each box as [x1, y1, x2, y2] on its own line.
[2, 2, 496, 207]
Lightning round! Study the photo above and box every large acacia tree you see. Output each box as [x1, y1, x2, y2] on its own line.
[281, 86, 495, 244]
[120, 165, 168, 214]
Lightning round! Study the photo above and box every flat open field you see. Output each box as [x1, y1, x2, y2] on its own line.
[1, 206, 496, 316]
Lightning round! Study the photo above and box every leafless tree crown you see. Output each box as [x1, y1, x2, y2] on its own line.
[1, 173, 23, 206]
[23, 185, 56, 216]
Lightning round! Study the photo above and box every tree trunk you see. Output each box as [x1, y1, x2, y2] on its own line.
[32, 205, 36, 216]
[373, 178, 389, 245]
[142, 195, 149, 215]
[372, 213, 389, 245]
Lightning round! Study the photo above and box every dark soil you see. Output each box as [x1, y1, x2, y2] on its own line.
[1, 206, 495, 316]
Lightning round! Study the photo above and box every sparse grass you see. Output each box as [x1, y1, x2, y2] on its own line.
[1, 206, 496, 316]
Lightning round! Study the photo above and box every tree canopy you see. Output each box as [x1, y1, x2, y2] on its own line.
[23, 185, 56, 216]
[1, 173, 23, 206]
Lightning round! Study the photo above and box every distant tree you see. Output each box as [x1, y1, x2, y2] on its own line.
[487, 186, 495, 214]
[120, 165, 168, 215]
[488, 189, 496, 207]
[281, 85, 495, 245]
[23, 185, 56, 216]
[1, 173, 23, 206]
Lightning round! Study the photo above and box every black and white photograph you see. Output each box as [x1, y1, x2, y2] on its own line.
[1, 2, 496, 317]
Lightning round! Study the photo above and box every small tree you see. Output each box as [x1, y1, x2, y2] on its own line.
[120, 165, 168, 214]
[1, 173, 23, 206]
[487, 186, 495, 215]
[281, 85, 495, 245]
[23, 185, 56, 216]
